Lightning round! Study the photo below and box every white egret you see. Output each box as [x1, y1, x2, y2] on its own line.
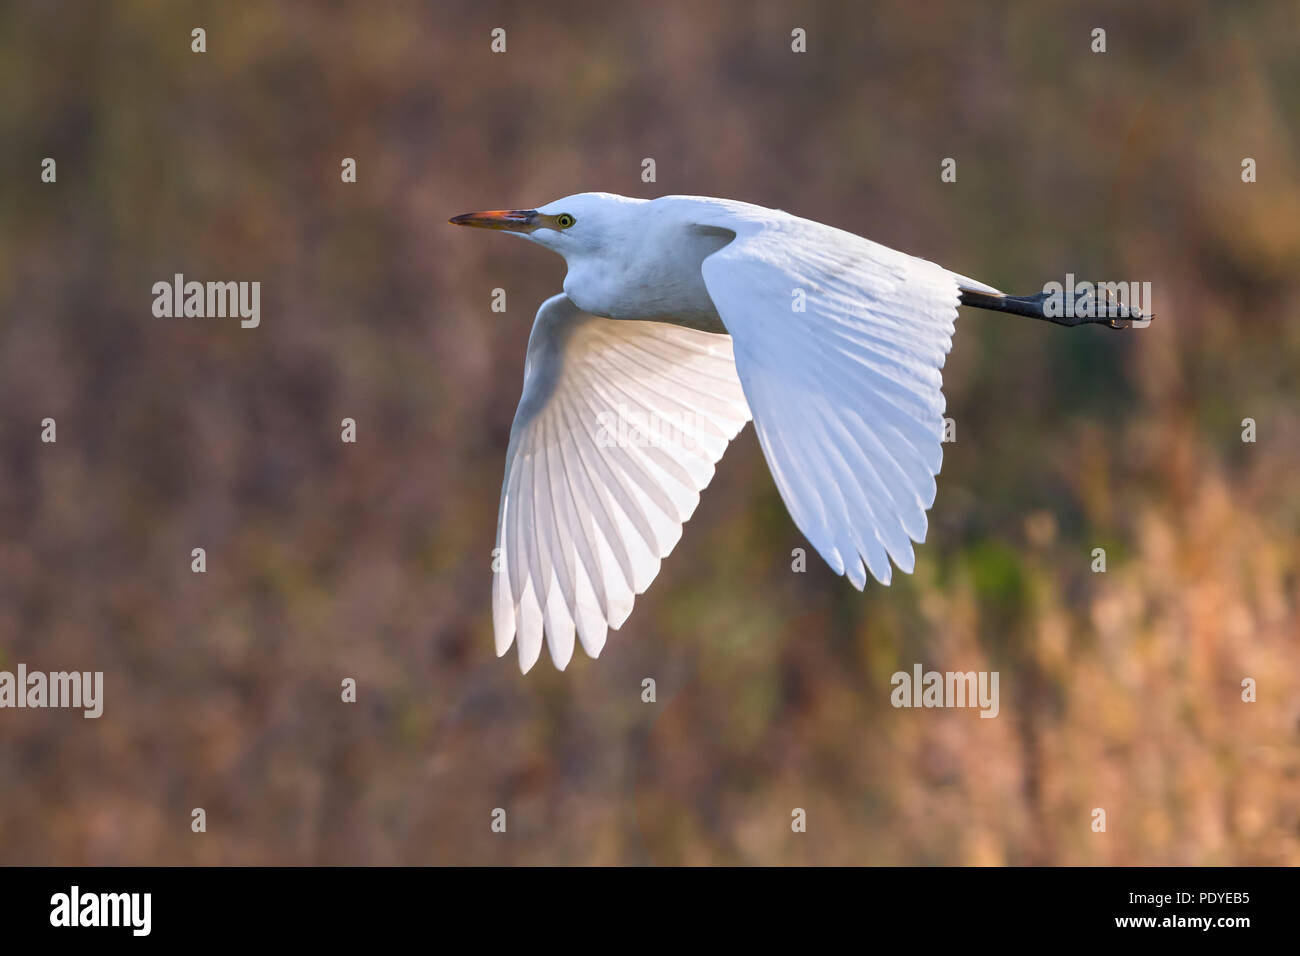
[451, 193, 1141, 672]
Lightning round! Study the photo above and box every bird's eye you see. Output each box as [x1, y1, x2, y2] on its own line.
[555, 213, 576, 229]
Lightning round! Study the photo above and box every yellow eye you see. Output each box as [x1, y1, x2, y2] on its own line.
[555, 213, 575, 228]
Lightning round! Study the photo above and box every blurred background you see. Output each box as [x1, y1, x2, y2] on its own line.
[0, 0, 1297, 865]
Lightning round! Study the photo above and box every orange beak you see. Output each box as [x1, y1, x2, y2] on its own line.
[449, 209, 540, 232]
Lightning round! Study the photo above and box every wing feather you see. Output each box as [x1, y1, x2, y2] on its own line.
[493, 294, 751, 672]
[693, 201, 961, 589]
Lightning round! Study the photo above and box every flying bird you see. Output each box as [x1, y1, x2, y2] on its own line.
[451, 193, 1142, 672]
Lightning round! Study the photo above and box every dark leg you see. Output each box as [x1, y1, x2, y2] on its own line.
[958, 289, 1151, 329]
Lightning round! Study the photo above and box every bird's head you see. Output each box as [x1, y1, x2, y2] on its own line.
[449, 192, 643, 263]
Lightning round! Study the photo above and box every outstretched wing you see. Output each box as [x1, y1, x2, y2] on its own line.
[694, 202, 965, 589]
[494, 294, 751, 672]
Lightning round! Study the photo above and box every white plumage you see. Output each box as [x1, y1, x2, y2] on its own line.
[493, 294, 751, 672]
[453, 193, 1004, 672]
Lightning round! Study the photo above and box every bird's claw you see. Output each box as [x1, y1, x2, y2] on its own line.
[1106, 312, 1154, 330]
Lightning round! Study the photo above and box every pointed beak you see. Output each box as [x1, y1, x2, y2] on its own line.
[448, 209, 540, 232]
